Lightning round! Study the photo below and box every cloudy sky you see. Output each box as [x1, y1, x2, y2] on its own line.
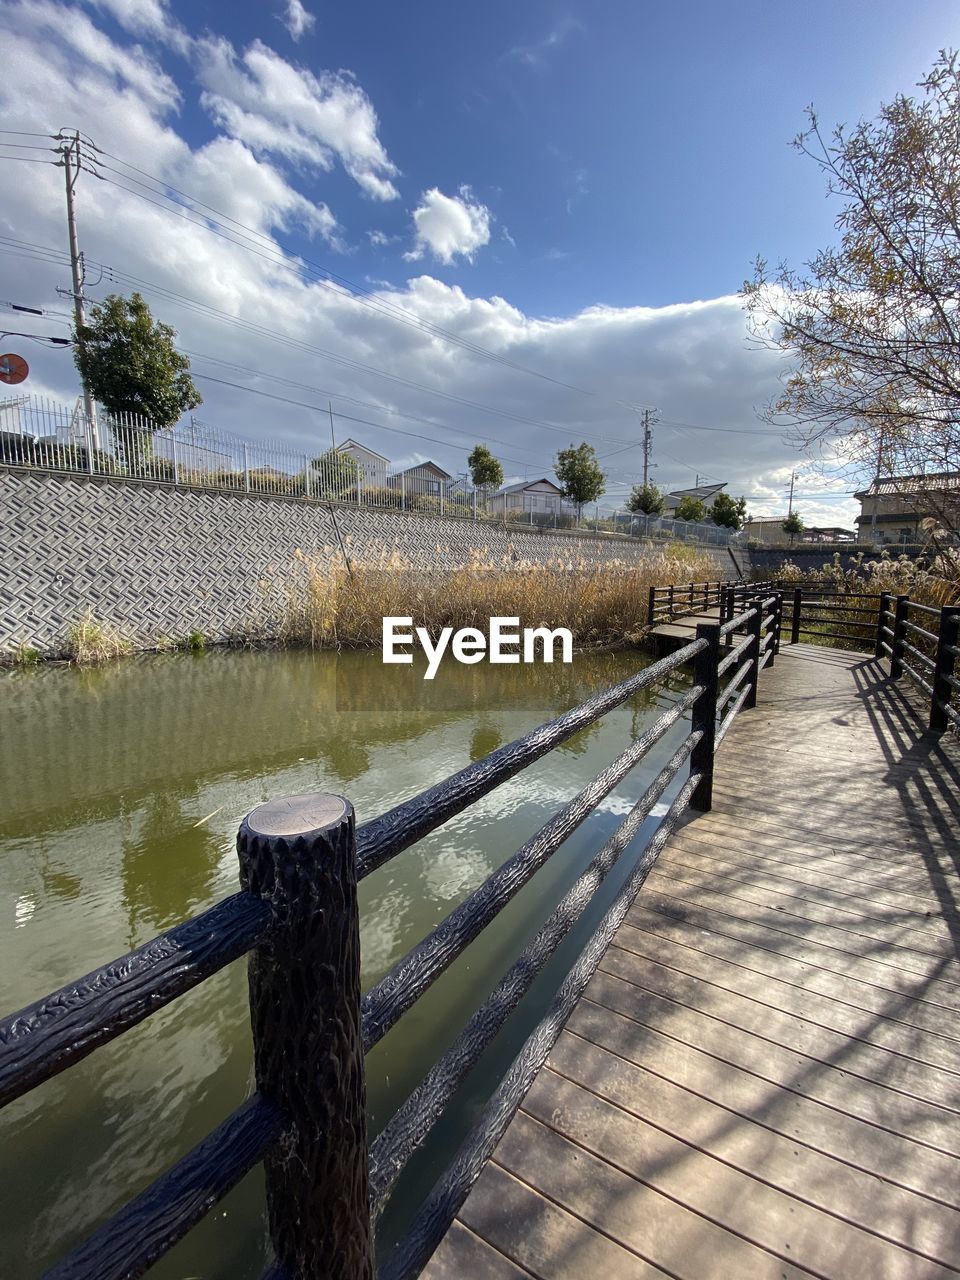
[1, 0, 957, 525]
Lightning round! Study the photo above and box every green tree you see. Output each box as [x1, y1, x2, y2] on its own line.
[782, 511, 805, 545]
[711, 492, 748, 530]
[627, 482, 664, 515]
[675, 495, 706, 522]
[73, 292, 201, 428]
[554, 442, 605, 520]
[312, 448, 360, 499]
[467, 444, 504, 503]
[742, 52, 960, 540]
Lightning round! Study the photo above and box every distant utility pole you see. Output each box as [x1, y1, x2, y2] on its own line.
[640, 408, 656, 487]
[787, 470, 796, 516]
[57, 131, 99, 449]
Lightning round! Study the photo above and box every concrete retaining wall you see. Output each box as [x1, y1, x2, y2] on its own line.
[0, 469, 739, 656]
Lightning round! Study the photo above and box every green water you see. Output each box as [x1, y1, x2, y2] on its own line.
[0, 647, 691, 1278]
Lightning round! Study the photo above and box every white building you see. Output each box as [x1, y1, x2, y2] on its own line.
[337, 438, 389, 489]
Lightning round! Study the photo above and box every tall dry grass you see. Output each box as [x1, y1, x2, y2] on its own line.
[772, 550, 958, 651]
[280, 545, 720, 650]
[65, 609, 133, 664]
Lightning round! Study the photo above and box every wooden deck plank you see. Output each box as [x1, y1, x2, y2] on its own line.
[629, 884, 960, 1007]
[579, 970, 960, 1144]
[597, 943, 960, 1112]
[566, 989, 960, 1195]
[422, 1221, 538, 1279]
[421, 646, 960, 1279]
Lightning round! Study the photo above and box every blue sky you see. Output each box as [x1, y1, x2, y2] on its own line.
[1, 0, 958, 522]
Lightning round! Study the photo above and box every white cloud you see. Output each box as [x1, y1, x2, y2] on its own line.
[404, 187, 492, 265]
[196, 36, 400, 200]
[85, 0, 190, 53]
[506, 17, 580, 68]
[12, 0, 179, 112]
[0, 2, 861, 530]
[278, 0, 315, 41]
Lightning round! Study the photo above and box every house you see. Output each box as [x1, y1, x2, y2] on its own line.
[854, 471, 960, 544]
[487, 478, 565, 517]
[742, 517, 794, 546]
[802, 526, 857, 544]
[663, 482, 726, 518]
[743, 517, 856, 546]
[337, 438, 388, 490]
[388, 460, 454, 498]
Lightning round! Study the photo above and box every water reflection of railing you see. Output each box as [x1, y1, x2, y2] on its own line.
[0, 597, 783, 1280]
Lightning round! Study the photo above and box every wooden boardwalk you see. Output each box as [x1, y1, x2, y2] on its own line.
[423, 645, 960, 1279]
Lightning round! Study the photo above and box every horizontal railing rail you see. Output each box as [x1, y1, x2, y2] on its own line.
[875, 594, 960, 730]
[0, 595, 781, 1280]
[647, 579, 726, 626]
[0, 395, 740, 544]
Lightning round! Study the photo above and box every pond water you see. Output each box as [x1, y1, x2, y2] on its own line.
[0, 646, 692, 1278]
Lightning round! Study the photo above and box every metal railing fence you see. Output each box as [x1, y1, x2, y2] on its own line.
[0, 395, 740, 545]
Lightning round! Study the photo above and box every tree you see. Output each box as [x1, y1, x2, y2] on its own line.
[627, 482, 665, 515]
[73, 292, 201, 428]
[467, 444, 504, 503]
[711, 492, 748, 530]
[742, 52, 960, 541]
[312, 448, 360, 500]
[782, 511, 805, 545]
[554, 442, 605, 520]
[674, 495, 706, 522]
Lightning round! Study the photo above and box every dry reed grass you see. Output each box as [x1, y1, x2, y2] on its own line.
[280, 544, 720, 650]
[66, 609, 133, 665]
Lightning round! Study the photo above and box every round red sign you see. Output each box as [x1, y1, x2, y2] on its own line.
[0, 353, 29, 385]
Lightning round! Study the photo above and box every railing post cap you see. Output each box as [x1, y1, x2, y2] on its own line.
[243, 792, 351, 841]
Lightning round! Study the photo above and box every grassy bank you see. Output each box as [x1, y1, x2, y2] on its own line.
[5, 546, 723, 666]
[278, 546, 721, 651]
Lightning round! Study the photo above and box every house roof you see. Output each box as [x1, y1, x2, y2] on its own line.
[854, 470, 960, 499]
[665, 483, 726, 503]
[493, 478, 564, 497]
[338, 437, 389, 462]
[399, 460, 453, 480]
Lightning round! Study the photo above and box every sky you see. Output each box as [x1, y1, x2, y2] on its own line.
[1, 0, 958, 526]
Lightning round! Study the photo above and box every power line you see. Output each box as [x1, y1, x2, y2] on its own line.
[182, 350, 548, 466]
[78, 136, 653, 413]
[69, 251, 650, 448]
[0, 330, 70, 345]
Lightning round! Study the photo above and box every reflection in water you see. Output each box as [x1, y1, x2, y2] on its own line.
[0, 646, 689, 1278]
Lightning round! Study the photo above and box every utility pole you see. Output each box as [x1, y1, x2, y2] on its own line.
[59, 132, 100, 450]
[641, 408, 654, 487]
[787, 470, 796, 516]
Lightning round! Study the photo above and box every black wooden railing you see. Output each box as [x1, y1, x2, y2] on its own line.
[647, 578, 726, 626]
[0, 594, 783, 1280]
[876, 593, 960, 731]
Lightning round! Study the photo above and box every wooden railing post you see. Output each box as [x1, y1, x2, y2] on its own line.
[667, 582, 675, 620]
[768, 593, 782, 662]
[237, 793, 372, 1280]
[890, 594, 909, 680]
[791, 587, 802, 646]
[930, 605, 960, 732]
[690, 622, 721, 811]
[647, 585, 656, 628]
[875, 591, 890, 658]
[745, 598, 763, 709]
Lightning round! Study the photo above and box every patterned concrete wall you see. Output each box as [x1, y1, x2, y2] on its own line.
[0, 469, 737, 655]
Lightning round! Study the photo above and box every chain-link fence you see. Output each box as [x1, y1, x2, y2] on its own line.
[0, 395, 741, 545]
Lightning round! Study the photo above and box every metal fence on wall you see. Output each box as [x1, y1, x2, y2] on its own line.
[0, 394, 741, 546]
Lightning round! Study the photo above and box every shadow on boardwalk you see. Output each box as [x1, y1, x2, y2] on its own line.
[423, 646, 960, 1280]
